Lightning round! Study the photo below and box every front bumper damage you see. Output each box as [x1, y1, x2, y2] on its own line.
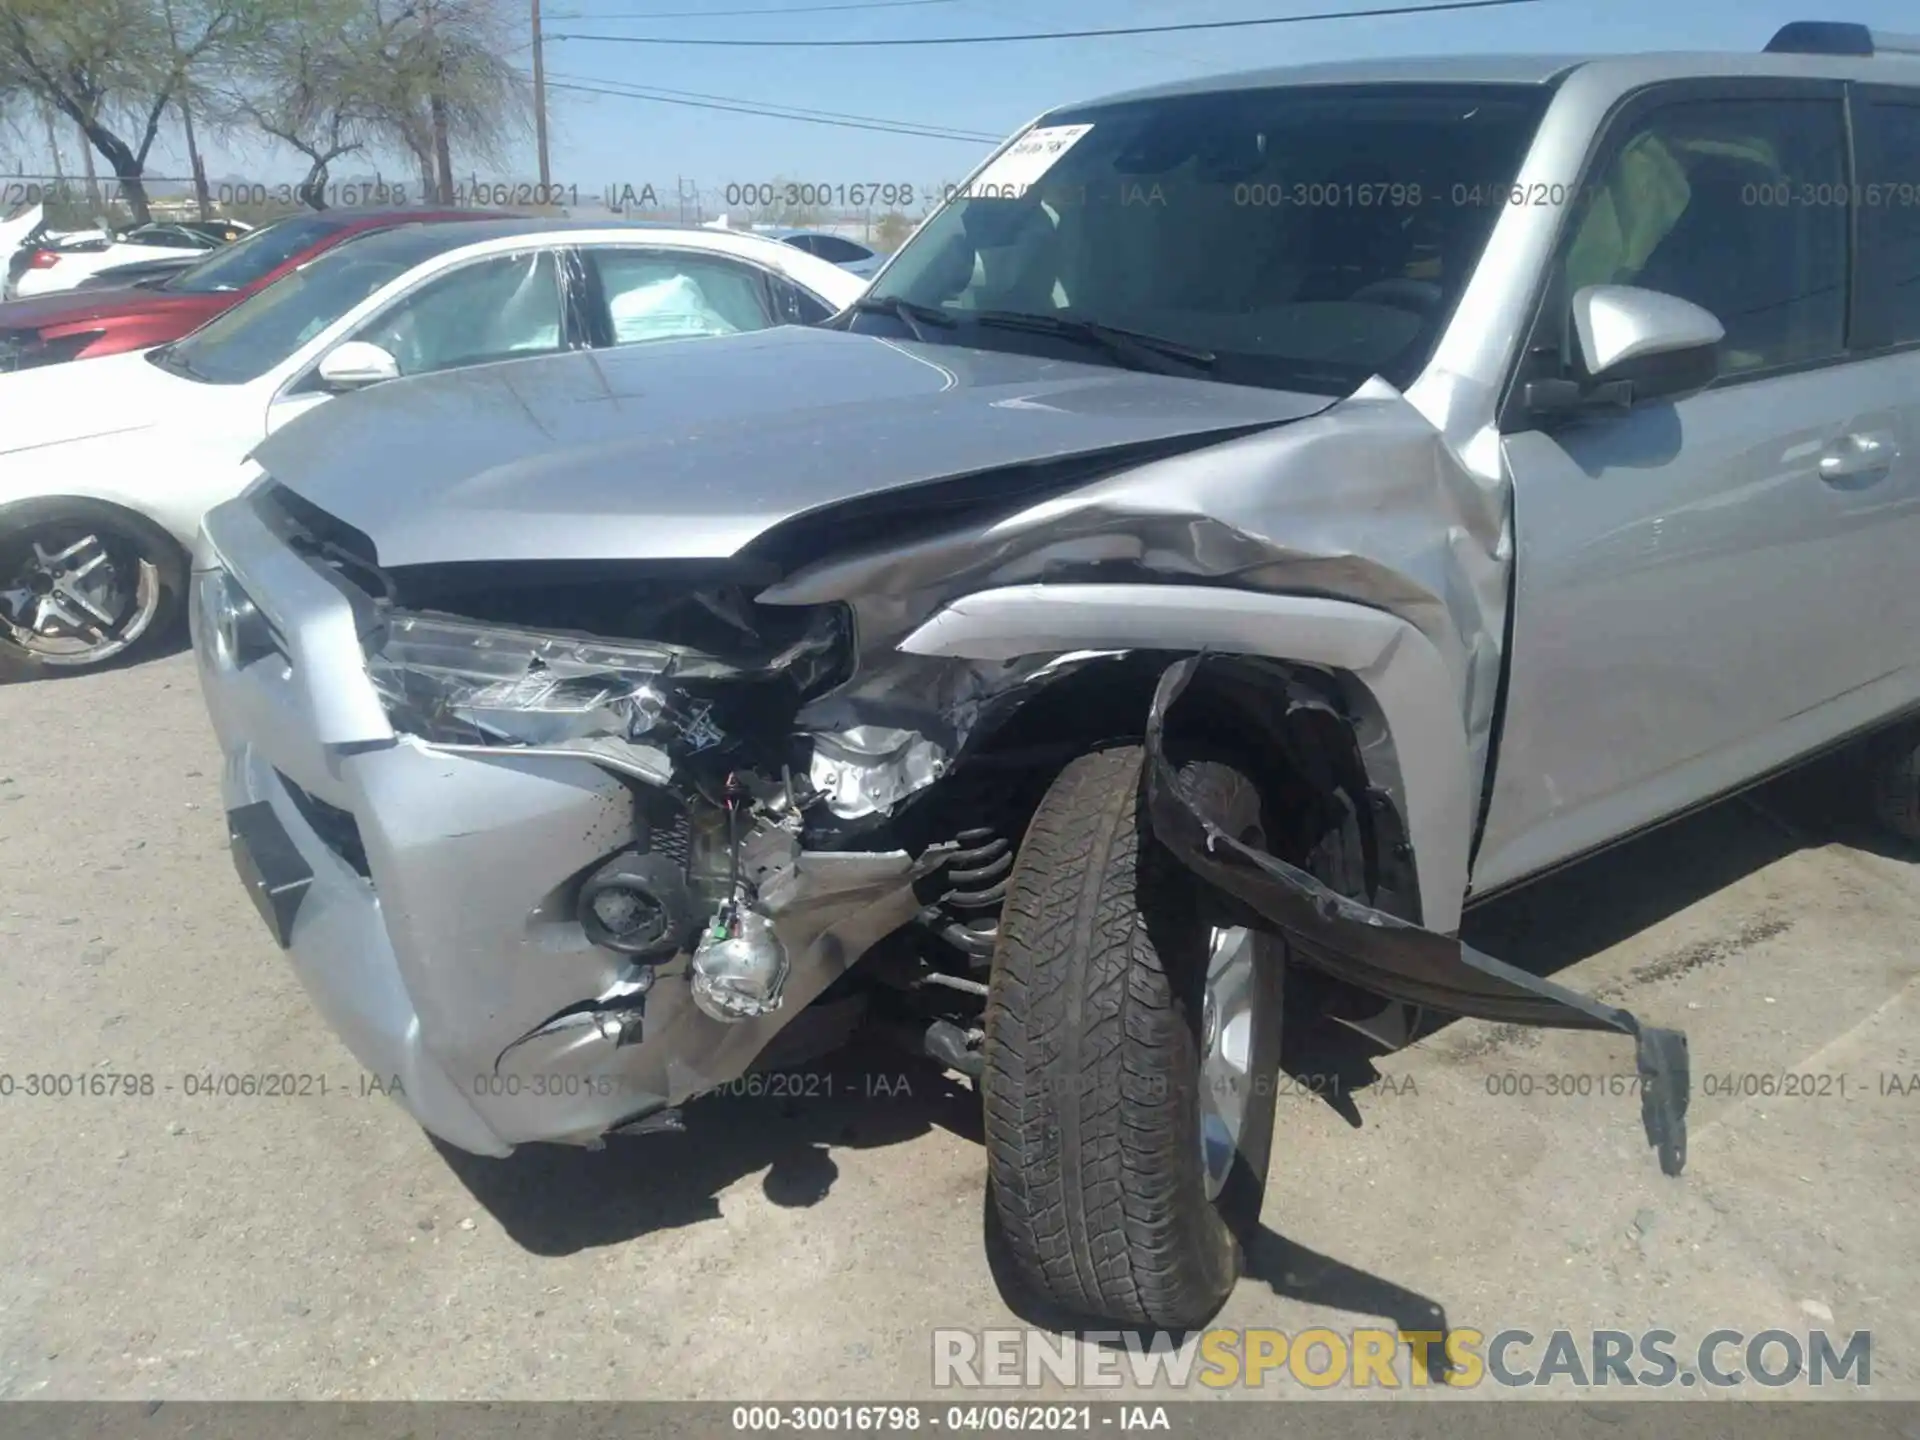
[1145, 656, 1690, 1176]
[199, 367, 1691, 1170]
[193, 497, 954, 1155]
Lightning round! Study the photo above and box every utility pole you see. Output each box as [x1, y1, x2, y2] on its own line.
[160, 0, 212, 220]
[531, 0, 551, 194]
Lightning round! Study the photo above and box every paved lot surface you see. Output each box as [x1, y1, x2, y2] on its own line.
[1, 643, 1916, 1401]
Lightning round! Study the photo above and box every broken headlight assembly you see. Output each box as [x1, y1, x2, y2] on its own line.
[360, 605, 854, 757]
[198, 566, 280, 671]
[365, 612, 698, 749]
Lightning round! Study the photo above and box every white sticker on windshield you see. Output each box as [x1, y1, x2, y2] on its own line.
[958, 124, 1094, 199]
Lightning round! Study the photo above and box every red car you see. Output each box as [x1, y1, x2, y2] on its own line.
[0, 209, 494, 373]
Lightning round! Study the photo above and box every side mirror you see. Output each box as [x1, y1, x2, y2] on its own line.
[316, 340, 400, 391]
[1527, 285, 1724, 417]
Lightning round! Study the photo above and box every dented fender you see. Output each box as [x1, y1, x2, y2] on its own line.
[898, 581, 1473, 932]
[1145, 655, 1690, 1177]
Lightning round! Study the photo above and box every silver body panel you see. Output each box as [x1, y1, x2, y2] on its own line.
[1473, 349, 1920, 891]
[196, 500, 930, 1151]
[247, 327, 1333, 567]
[194, 43, 1920, 1151]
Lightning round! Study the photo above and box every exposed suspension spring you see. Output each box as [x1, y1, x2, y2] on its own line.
[928, 825, 1014, 962]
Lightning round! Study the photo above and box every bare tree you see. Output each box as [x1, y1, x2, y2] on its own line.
[872, 210, 913, 252]
[0, 0, 262, 223]
[0, 80, 36, 170]
[364, 0, 530, 204]
[228, 0, 384, 208]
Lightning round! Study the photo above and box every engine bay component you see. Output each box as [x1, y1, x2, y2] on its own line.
[690, 901, 791, 1021]
[577, 850, 698, 959]
[808, 724, 949, 818]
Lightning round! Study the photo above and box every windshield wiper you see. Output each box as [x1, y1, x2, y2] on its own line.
[849, 294, 957, 342]
[969, 310, 1216, 376]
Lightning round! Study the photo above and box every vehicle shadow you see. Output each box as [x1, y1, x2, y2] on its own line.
[1281, 739, 1920, 1113]
[433, 1039, 984, 1257]
[437, 738, 1909, 1353]
[982, 1192, 1453, 1371]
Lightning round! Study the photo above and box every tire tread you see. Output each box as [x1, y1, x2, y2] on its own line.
[984, 746, 1248, 1328]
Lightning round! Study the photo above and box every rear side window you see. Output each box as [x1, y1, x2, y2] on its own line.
[809, 235, 873, 264]
[1853, 93, 1920, 351]
[774, 279, 834, 324]
[583, 248, 774, 344]
[1558, 95, 1848, 377]
[130, 226, 210, 250]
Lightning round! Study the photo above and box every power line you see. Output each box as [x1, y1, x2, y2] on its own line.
[546, 71, 1001, 138]
[548, 0, 1545, 47]
[544, 77, 999, 140]
[547, 71, 1000, 138]
[551, 0, 971, 19]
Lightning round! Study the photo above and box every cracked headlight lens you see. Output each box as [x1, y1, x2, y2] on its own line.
[196, 567, 279, 670]
[364, 612, 716, 749]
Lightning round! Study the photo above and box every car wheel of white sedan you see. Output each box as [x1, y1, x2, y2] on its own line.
[0, 499, 186, 680]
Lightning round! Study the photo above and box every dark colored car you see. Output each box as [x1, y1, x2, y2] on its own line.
[71, 223, 257, 289]
[0, 209, 494, 373]
[77, 255, 207, 290]
[173, 219, 254, 244]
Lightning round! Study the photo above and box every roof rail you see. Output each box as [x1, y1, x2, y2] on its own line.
[1764, 21, 1920, 56]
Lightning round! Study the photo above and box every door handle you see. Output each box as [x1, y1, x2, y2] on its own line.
[1818, 430, 1898, 484]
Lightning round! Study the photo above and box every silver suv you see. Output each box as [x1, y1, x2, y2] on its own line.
[193, 21, 1920, 1329]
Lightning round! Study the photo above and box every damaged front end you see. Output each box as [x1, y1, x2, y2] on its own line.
[355, 578, 897, 1028]
[222, 352, 1691, 1169]
[357, 564, 1688, 1177]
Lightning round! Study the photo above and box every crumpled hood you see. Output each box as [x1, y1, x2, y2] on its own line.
[254, 325, 1334, 568]
[0, 348, 205, 455]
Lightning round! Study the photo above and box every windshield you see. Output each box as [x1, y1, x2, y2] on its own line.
[861, 84, 1549, 394]
[161, 227, 479, 384]
[162, 215, 350, 294]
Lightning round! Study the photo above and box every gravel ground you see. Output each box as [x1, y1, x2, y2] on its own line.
[1, 644, 1916, 1401]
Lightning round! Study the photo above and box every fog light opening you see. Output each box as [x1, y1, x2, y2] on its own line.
[577, 851, 696, 960]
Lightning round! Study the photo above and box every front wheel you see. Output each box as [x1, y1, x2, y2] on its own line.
[982, 745, 1283, 1330]
[0, 499, 186, 680]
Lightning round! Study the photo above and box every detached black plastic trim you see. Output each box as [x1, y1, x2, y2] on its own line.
[1143, 655, 1689, 1176]
[227, 801, 314, 949]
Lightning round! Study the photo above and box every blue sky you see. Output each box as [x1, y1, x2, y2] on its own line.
[512, 0, 1918, 199]
[28, 0, 1920, 203]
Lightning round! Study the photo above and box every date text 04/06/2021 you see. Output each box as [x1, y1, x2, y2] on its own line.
[729, 1405, 1171, 1432]
[460, 1070, 916, 1102]
[0, 1070, 921, 1101]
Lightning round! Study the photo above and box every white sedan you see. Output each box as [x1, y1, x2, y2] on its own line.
[0, 219, 867, 677]
[5, 222, 225, 299]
